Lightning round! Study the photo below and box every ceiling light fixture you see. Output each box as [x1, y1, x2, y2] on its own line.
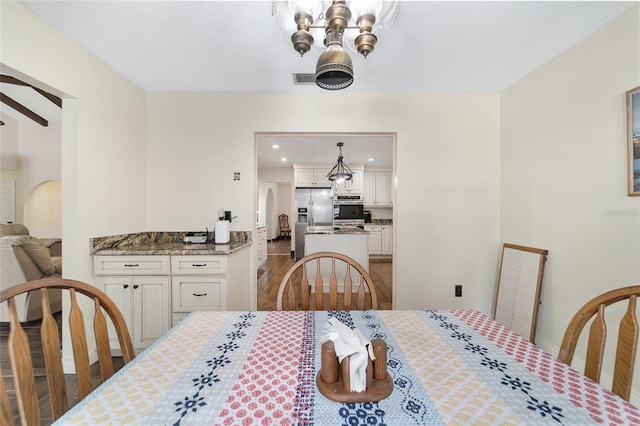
[327, 142, 353, 183]
[273, 1, 399, 90]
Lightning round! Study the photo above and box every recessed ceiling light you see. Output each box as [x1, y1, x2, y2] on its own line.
[272, 144, 279, 149]
[281, 157, 287, 162]
[368, 158, 374, 162]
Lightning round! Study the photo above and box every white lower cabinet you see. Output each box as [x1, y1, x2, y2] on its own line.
[95, 249, 251, 349]
[365, 225, 382, 255]
[257, 226, 267, 269]
[171, 255, 228, 326]
[97, 275, 169, 352]
[365, 224, 392, 256]
[381, 225, 393, 255]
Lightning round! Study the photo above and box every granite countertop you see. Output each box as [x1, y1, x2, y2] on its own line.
[367, 219, 392, 225]
[305, 226, 369, 235]
[90, 231, 252, 256]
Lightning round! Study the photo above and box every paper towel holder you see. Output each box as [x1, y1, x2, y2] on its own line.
[316, 340, 393, 403]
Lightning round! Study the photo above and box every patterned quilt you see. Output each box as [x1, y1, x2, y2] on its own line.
[56, 310, 640, 425]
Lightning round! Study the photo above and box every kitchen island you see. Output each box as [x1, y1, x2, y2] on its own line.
[304, 226, 369, 272]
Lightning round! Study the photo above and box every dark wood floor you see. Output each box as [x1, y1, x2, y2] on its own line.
[257, 238, 393, 310]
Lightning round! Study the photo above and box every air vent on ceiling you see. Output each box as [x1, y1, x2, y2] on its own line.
[293, 73, 316, 85]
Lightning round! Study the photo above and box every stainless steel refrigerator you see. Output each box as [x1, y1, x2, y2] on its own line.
[294, 188, 332, 259]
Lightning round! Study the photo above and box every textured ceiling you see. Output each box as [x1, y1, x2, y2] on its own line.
[4, 1, 636, 167]
[17, 1, 636, 93]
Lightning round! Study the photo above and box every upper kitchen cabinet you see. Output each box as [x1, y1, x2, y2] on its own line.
[294, 164, 332, 188]
[335, 167, 364, 195]
[363, 170, 392, 207]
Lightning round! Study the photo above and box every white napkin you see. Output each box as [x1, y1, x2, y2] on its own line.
[321, 318, 375, 392]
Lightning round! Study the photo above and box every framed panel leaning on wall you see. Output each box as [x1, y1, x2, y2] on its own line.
[493, 243, 548, 343]
[628, 86, 640, 196]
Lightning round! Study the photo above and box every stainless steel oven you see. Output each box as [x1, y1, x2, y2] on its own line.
[333, 195, 365, 226]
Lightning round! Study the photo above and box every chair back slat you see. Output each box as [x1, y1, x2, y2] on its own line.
[558, 285, 640, 402]
[329, 258, 338, 310]
[68, 288, 93, 400]
[93, 297, 115, 380]
[343, 267, 353, 310]
[612, 295, 638, 401]
[314, 259, 324, 310]
[276, 252, 378, 311]
[7, 297, 41, 425]
[300, 267, 310, 310]
[584, 305, 606, 382]
[40, 289, 68, 419]
[356, 277, 367, 309]
[0, 367, 14, 426]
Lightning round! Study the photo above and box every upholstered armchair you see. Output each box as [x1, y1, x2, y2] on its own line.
[0, 224, 62, 322]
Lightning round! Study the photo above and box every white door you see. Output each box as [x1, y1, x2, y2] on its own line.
[0, 181, 16, 224]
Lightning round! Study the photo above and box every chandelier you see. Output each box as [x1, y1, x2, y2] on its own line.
[273, 1, 399, 90]
[327, 142, 353, 182]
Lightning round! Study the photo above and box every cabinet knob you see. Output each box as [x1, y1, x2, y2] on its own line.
[124, 264, 139, 267]
[193, 293, 207, 297]
[133, 284, 139, 289]
[192, 263, 207, 267]
[123, 284, 129, 289]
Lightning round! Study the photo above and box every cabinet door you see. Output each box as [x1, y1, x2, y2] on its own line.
[363, 172, 376, 205]
[295, 169, 315, 187]
[381, 226, 393, 255]
[374, 172, 390, 206]
[132, 276, 170, 350]
[349, 169, 364, 193]
[313, 168, 331, 186]
[365, 226, 382, 254]
[98, 276, 133, 351]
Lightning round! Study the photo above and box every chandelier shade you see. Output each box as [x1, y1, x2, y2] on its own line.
[273, 1, 399, 90]
[315, 30, 353, 90]
[327, 142, 353, 183]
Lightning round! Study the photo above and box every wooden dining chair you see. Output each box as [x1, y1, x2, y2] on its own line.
[557, 285, 640, 402]
[0, 278, 135, 425]
[276, 251, 378, 311]
[279, 214, 291, 239]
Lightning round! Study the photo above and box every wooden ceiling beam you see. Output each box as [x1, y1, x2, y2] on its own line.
[0, 92, 48, 126]
[0, 74, 62, 108]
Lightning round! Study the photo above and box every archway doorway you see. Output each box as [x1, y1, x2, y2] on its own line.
[26, 180, 62, 238]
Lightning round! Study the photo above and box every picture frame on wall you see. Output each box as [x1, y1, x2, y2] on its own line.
[628, 86, 640, 196]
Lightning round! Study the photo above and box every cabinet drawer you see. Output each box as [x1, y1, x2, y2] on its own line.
[94, 255, 170, 275]
[172, 277, 225, 311]
[364, 225, 381, 231]
[171, 255, 228, 275]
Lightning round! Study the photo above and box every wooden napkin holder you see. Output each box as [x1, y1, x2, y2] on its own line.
[316, 339, 393, 403]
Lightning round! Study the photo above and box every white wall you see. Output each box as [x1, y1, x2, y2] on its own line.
[147, 92, 501, 312]
[0, 114, 61, 229]
[2, 0, 147, 367]
[0, 113, 20, 169]
[501, 6, 640, 402]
